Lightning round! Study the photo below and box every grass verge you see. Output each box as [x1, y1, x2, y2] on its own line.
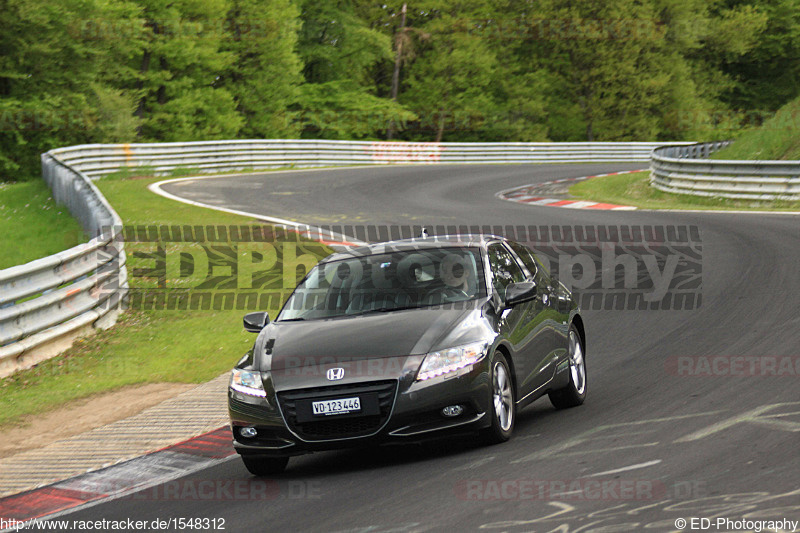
[0, 180, 86, 270]
[711, 97, 800, 161]
[0, 173, 331, 429]
[569, 171, 800, 211]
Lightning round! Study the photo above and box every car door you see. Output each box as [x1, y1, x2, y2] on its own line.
[505, 241, 562, 398]
[487, 243, 553, 403]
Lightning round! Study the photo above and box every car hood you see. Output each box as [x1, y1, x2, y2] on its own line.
[258, 306, 492, 391]
[268, 307, 484, 365]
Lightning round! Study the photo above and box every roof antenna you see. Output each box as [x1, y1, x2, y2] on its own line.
[419, 227, 429, 238]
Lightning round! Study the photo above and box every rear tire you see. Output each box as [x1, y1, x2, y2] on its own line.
[549, 325, 587, 409]
[482, 353, 516, 444]
[241, 456, 289, 476]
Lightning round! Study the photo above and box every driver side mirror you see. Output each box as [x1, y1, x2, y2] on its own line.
[504, 281, 538, 308]
[243, 311, 270, 332]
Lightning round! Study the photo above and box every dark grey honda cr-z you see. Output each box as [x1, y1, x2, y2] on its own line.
[228, 234, 587, 475]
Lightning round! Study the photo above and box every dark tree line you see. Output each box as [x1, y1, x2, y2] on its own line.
[1, 0, 796, 180]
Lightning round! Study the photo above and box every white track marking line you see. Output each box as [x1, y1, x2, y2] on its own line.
[583, 459, 662, 478]
[454, 456, 496, 471]
[148, 175, 368, 247]
[150, 177, 306, 228]
[550, 489, 585, 497]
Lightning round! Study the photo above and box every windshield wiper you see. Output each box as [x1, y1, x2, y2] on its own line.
[278, 317, 305, 322]
[350, 305, 419, 316]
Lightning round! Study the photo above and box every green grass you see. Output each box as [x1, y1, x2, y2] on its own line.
[0, 173, 332, 429]
[712, 96, 800, 160]
[570, 171, 800, 211]
[0, 180, 87, 269]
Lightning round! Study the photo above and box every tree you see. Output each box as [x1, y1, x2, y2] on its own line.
[0, 0, 788, 182]
[396, 1, 533, 142]
[131, 0, 243, 141]
[218, 0, 304, 138]
[0, 0, 141, 180]
[500, 0, 768, 141]
[718, 0, 800, 116]
[295, 0, 415, 139]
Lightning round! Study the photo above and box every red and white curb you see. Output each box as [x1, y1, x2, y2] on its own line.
[497, 170, 643, 211]
[0, 427, 234, 527]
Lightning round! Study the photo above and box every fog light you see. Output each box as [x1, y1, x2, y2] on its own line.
[442, 405, 464, 417]
[239, 427, 257, 438]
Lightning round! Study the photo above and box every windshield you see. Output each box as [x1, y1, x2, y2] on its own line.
[278, 247, 486, 321]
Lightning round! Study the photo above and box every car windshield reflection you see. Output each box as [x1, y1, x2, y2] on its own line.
[278, 247, 486, 321]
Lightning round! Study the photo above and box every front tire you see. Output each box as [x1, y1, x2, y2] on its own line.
[549, 325, 587, 409]
[241, 456, 289, 476]
[483, 353, 516, 444]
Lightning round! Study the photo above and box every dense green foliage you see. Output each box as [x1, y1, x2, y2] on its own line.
[1, 0, 797, 180]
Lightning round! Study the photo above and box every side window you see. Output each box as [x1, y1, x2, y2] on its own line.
[487, 244, 525, 295]
[508, 240, 552, 283]
[507, 241, 538, 278]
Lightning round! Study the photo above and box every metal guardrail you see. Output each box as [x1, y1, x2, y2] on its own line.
[5, 138, 795, 378]
[50, 140, 695, 179]
[651, 142, 800, 200]
[2, 139, 699, 377]
[0, 155, 127, 377]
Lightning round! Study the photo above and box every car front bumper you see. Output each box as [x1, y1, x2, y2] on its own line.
[228, 359, 493, 457]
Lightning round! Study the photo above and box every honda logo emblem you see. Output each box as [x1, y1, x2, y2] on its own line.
[327, 367, 345, 381]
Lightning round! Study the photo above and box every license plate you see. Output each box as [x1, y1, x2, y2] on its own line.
[312, 397, 361, 416]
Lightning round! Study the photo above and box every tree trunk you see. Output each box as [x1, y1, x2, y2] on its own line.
[135, 49, 151, 137]
[157, 57, 168, 105]
[436, 112, 445, 143]
[387, 3, 407, 140]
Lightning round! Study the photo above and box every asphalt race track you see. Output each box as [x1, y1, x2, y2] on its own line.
[69, 164, 800, 531]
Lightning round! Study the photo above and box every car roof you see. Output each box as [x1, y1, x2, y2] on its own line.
[320, 234, 504, 263]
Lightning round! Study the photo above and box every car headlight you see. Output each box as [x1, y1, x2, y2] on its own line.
[230, 369, 267, 397]
[416, 341, 488, 381]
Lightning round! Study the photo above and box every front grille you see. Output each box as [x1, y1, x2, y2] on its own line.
[299, 416, 383, 438]
[277, 380, 397, 440]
